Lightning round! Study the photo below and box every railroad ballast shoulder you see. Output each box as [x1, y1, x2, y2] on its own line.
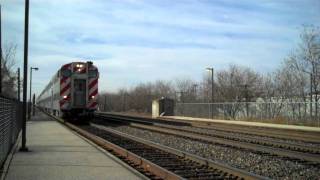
[37, 61, 99, 119]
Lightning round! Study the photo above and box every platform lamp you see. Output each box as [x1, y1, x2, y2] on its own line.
[20, 0, 30, 152]
[0, 5, 2, 94]
[206, 67, 214, 119]
[28, 67, 38, 120]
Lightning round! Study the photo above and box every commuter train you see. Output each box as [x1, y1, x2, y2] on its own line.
[37, 61, 99, 119]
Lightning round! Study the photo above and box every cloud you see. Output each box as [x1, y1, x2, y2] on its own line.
[1, 0, 319, 95]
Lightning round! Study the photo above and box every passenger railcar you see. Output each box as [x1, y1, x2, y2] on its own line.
[37, 61, 99, 119]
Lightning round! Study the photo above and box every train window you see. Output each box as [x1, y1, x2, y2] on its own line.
[88, 70, 98, 78]
[76, 83, 83, 91]
[61, 69, 71, 77]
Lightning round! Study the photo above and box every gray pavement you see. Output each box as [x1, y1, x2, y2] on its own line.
[5, 111, 143, 180]
[166, 116, 320, 132]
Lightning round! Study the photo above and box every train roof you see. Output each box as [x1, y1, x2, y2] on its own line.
[60, 61, 98, 70]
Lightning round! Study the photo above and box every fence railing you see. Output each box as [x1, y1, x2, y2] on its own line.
[0, 96, 22, 169]
[175, 102, 320, 127]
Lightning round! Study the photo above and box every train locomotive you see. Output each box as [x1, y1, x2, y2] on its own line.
[37, 61, 99, 119]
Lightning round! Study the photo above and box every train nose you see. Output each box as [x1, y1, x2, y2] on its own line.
[73, 79, 87, 107]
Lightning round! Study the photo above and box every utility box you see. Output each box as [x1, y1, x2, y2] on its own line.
[152, 98, 174, 118]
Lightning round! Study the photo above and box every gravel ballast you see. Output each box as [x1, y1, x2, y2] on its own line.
[158, 124, 320, 148]
[104, 123, 320, 180]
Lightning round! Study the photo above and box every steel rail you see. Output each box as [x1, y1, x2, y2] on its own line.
[40, 111, 180, 180]
[99, 114, 320, 154]
[66, 123, 182, 180]
[95, 112, 320, 143]
[95, 113, 320, 154]
[190, 122, 320, 143]
[161, 118, 320, 144]
[95, 114, 320, 164]
[129, 123, 320, 164]
[91, 123, 267, 180]
[41, 109, 265, 180]
[154, 124, 320, 154]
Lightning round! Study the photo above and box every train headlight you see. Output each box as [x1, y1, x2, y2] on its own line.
[63, 95, 68, 99]
[76, 64, 84, 68]
[91, 95, 95, 99]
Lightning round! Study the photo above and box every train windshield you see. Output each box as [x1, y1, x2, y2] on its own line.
[88, 70, 98, 78]
[61, 69, 71, 77]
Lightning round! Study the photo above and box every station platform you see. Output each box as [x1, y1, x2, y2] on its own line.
[3, 111, 144, 180]
[97, 111, 320, 133]
[163, 116, 320, 133]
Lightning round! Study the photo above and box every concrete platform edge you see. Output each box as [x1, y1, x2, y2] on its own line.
[64, 124, 149, 180]
[163, 116, 320, 133]
[39, 108, 148, 180]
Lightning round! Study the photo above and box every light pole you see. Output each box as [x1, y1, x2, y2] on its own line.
[20, 0, 30, 152]
[28, 67, 38, 119]
[243, 84, 249, 117]
[17, 68, 20, 101]
[192, 84, 198, 101]
[0, 5, 2, 94]
[104, 95, 107, 111]
[206, 67, 214, 119]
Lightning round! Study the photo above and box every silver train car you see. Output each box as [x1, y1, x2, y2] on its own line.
[37, 61, 99, 118]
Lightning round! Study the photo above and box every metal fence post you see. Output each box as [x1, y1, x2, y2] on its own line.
[223, 103, 226, 119]
[32, 93, 35, 116]
[208, 103, 210, 119]
[286, 103, 290, 124]
[17, 68, 21, 101]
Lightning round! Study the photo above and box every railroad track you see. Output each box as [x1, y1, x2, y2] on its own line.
[155, 124, 320, 154]
[86, 124, 265, 180]
[94, 113, 320, 164]
[95, 112, 320, 144]
[189, 122, 320, 144]
[41, 110, 265, 180]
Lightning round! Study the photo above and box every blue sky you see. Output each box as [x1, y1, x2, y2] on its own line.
[1, 0, 320, 97]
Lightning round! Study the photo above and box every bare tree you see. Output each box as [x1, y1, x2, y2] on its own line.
[215, 64, 263, 102]
[211, 64, 263, 119]
[152, 80, 175, 99]
[287, 26, 320, 118]
[174, 78, 197, 103]
[1, 43, 18, 98]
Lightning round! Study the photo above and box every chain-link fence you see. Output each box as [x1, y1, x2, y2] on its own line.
[0, 95, 22, 169]
[175, 102, 320, 127]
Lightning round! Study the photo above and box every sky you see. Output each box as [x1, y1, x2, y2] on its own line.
[1, 0, 320, 97]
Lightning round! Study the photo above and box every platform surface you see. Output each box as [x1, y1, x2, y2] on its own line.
[164, 116, 320, 132]
[4, 111, 143, 180]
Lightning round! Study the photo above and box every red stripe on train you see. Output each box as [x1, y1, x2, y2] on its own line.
[59, 93, 70, 107]
[89, 89, 98, 97]
[62, 63, 71, 69]
[59, 100, 66, 107]
[89, 102, 97, 108]
[60, 83, 71, 95]
[60, 77, 68, 84]
[89, 79, 98, 89]
[80, 68, 86, 73]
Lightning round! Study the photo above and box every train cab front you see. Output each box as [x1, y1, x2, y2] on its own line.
[69, 62, 99, 120]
